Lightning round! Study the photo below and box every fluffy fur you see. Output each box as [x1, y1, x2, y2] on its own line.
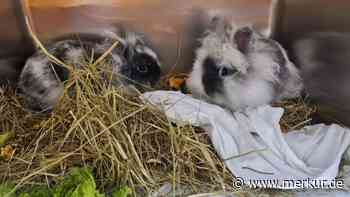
[292, 32, 350, 109]
[187, 16, 303, 111]
[18, 27, 161, 112]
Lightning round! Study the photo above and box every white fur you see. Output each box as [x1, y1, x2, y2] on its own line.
[102, 30, 127, 46]
[20, 27, 162, 112]
[186, 59, 205, 99]
[187, 18, 303, 111]
[127, 32, 162, 67]
[292, 38, 318, 73]
[20, 57, 64, 110]
[65, 48, 84, 64]
[276, 42, 303, 99]
[223, 77, 275, 109]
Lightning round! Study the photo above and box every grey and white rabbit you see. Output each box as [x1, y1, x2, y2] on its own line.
[187, 16, 303, 111]
[18, 27, 161, 112]
[292, 32, 350, 124]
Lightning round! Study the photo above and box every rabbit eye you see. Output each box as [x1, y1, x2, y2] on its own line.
[137, 64, 148, 73]
[219, 67, 236, 77]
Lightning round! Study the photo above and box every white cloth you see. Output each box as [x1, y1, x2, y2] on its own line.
[140, 91, 350, 194]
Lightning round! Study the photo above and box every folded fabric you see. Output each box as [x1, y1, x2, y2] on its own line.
[140, 91, 350, 193]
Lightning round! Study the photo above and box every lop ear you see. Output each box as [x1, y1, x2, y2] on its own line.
[234, 26, 254, 54]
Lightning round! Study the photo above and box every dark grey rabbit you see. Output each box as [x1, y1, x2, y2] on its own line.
[18, 27, 161, 112]
[187, 16, 303, 111]
[292, 32, 350, 124]
[0, 57, 27, 87]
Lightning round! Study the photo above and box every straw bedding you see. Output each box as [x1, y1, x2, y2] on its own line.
[0, 60, 317, 196]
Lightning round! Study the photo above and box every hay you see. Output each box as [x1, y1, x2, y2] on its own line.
[0, 60, 317, 196]
[274, 98, 318, 133]
[0, 61, 238, 195]
[3, 3, 241, 193]
[3, 1, 317, 196]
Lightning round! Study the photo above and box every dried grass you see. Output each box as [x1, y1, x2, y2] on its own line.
[274, 98, 318, 133]
[5, 1, 319, 195]
[0, 58, 317, 196]
[0, 61, 236, 195]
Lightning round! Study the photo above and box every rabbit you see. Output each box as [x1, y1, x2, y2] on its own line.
[0, 56, 27, 87]
[18, 27, 162, 112]
[186, 16, 303, 111]
[291, 32, 350, 124]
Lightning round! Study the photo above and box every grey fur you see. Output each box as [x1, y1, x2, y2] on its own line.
[292, 32, 350, 124]
[187, 16, 303, 111]
[18, 28, 161, 112]
[0, 57, 26, 87]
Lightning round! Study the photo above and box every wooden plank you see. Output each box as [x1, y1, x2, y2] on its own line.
[26, 0, 271, 73]
[0, 0, 34, 56]
[29, 0, 269, 9]
[30, 0, 138, 8]
[0, 0, 271, 85]
[273, 0, 350, 44]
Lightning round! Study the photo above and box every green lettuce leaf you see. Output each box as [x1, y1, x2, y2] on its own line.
[18, 186, 52, 197]
[0, 183, 15, 197]
[1, 167, 130, 197]
[112, 186, 132, 197]
[52, 167, 105, 197]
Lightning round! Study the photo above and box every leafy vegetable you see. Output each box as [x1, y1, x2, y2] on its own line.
[18, 186, 51, 197]
[112, 186, 132, 197]
[0, 131, 15, 147]
[0, 183, 15, 197]
[52, 167, 104, 197]
[0, 167, 131, 197]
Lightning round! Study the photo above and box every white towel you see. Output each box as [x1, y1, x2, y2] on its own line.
[140, 91, 350, 195]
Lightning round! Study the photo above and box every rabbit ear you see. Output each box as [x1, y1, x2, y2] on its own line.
[123, 45, 135, 61]
[121, 31, 144, 60]
[125, 31, 145, 47]
[208, 16, 223, 32]
[208, 16, 230, 38]
[234, 26, 254, 54]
